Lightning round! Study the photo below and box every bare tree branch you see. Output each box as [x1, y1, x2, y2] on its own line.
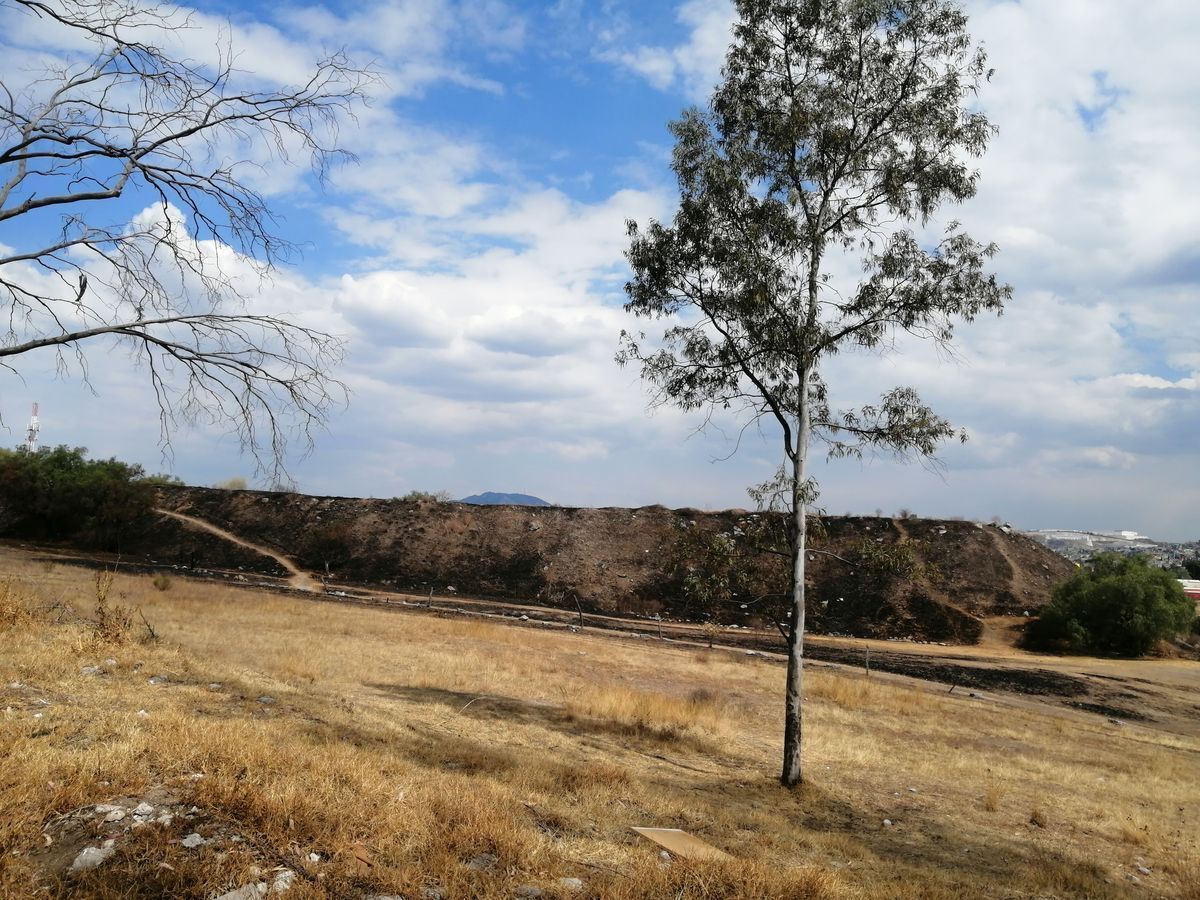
[0, 0, 375, 477]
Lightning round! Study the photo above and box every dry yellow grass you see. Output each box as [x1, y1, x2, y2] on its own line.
[1, 548, 1198, 898]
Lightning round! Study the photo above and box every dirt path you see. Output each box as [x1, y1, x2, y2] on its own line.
[154, 509, 318, 592]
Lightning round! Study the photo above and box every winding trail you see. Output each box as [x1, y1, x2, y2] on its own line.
[155, 508, 318, 592]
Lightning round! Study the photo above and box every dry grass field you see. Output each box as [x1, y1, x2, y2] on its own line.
[1, 547, 1198, 899]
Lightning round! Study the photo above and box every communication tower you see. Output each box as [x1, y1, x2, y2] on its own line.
[24, 402, 39, 452]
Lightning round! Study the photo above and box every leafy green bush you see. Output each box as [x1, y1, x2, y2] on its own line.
[0, 445, 155, 550]
[1025, 554, 1194, 656]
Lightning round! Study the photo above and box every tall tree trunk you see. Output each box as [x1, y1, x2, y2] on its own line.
[781, 356, 810, 787]
[782, 237, 822, 788]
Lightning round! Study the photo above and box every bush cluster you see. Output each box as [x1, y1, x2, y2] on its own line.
[0, 445, 157, 550]
[1025, 553, 1195, 656]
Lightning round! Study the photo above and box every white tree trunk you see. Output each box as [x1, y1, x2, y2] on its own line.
[781, 358, 810, 787]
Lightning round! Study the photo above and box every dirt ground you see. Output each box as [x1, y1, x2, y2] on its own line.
[19, 539, 1200, 741]
[121, 487, 1077, 645]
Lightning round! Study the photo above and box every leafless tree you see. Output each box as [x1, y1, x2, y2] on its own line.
[0, 0, 374, 474]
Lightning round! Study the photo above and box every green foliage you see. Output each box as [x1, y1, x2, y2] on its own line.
[400, 490, 452, 503]
[1025, 554, 1195, 656]
[672, 518, 788, 621]
[0, 445, 155, 549]
[1182, 559, 1200, 579]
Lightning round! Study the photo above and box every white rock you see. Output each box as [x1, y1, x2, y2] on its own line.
[94, 804, 123, 814]
[272, 869, 297, 892]
[1137, 865, 1151, 875]
[213, 883, 267, 900]
[181, 832, 206, 849]
[133, 802, 155, 817]
[883, 819, 893, 827]
[70, 846, 115, 871]
[103, 808, 127, 823]
[558, 877, 585, 892]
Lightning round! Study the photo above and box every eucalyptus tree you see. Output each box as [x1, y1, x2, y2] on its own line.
[0, 0, 373, 476]
[619, 0, 1010, 787]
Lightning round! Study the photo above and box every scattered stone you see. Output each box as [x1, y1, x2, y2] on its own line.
[156, 813, 174, 826]
[181, 832, 207, 849]
[80, 666, 103, 676]
[208, 683, 223, 691]
[908, 787, 918, 793]
[104, 658, 117, 666]
[257, 696, 277, 705]
[133, 802, 155, 817]
[466, 853, 498, 872]
[421, 887, 444, 900]
[148, 676, 168, 686]
[70, 846, 115, 872]
[272, 869, 297, 892]
[94, 804, 123, 815]
[137, 709, 149, 718]
[307, 852, 321, 863]
[519, 615, 529, 621]
[557, 877, 585, 893]
[515, 886, 544, 898]
[103, 808, 127, 823]
[8, 682, 24, 689]
[213, 884, 267, 900]
[883, 819, 893, 827]
[1137, 865, 1151, 875]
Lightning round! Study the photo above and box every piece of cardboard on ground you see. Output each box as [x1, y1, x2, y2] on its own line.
[630, 827, 733, 861]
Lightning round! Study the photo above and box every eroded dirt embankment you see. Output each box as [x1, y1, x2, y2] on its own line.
[121, 487, 1075, 644]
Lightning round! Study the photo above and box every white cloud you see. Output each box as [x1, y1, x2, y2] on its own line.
[602, 0, 733, 100]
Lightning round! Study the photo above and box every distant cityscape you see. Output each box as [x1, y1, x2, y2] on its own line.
[1024, 528, 1200, 569]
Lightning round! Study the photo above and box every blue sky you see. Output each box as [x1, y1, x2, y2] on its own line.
[2, 0, 1198, 541]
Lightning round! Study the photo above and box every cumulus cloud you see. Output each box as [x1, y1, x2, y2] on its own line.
[3, 0, 1197, 537]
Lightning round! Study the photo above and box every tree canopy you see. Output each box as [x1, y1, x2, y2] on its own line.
[0, 444, 156, 549]
[620, 0, 1008, 786]
[1026, 554, 1195, 657]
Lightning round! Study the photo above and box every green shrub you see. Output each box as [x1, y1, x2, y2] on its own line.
[0, 445, 155, 550]
[1025, 554, 1194, 656]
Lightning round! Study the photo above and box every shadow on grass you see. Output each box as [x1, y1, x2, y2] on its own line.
[273, 683, 1127, 900]
[366, 682, 720, 752]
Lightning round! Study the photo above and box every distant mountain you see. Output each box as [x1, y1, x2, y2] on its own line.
[461, 491, 550, 507]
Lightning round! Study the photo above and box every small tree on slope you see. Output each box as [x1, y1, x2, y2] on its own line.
[619, 0, 1009, 787]
[1026, 554, 1195, 657]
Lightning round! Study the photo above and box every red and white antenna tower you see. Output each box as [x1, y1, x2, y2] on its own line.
[25, 403, 39, 452]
